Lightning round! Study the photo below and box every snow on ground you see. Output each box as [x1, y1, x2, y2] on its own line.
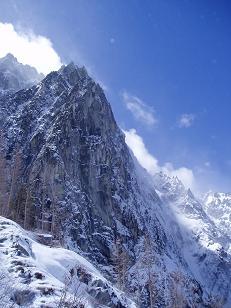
[0, 216, 136, 307]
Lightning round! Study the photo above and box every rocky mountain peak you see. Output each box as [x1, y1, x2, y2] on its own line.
[0, 53, 18, 64]
[203, 191, 231, 238]
[153, 171, 185, 196]
[0, 53, 44, 93]
[58, 62, 90, 87]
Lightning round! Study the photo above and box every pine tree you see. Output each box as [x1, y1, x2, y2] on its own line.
[23, 186, 31, 229]
[7, 147, 22, 220]
[142, 235, 158, 308]
[170, 271, 187, 308]
[50, 178, 58, 237]
[0, 130, 8, 216]
[112, 238, 130, 290]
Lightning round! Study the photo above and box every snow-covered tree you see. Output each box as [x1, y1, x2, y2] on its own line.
[57, 265, 85, 308]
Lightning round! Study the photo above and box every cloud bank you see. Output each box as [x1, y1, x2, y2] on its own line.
[122, 91, 157, 126]
[0, 22, 62, 75]
[124, 128, 195, 189]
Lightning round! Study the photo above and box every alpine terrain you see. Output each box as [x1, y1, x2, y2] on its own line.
[0, 54, 230, 307]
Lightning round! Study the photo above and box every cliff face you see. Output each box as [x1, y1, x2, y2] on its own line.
[1, 62, 146, 263]
[0, 56, 230, 307]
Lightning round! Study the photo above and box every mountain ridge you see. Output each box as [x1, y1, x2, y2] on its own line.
[0, 55, 230, 307]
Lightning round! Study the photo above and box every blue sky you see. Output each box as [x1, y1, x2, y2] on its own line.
[0, 0, 230, 192]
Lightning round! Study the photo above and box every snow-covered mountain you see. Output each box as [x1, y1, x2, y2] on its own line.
[203, 192, 231, 239]
[0, 53, 43, 93]
[151, 172, 231, 306]
[0, 55, 230, 307]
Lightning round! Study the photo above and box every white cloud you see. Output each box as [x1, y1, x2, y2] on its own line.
[124, 128, 159, 174]
[0, 22, 62, 75]
[122, 91, 157, 126]
[178, 113, 195, 128]
[124, 128, 195, 189]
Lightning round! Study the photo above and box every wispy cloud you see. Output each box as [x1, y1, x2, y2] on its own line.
[124, 128, 195, 189]
[124, 128, 159, 172]
[0, 22, 62, 74]
[122, 91, 157, 126]
[178, 113, 195, 128]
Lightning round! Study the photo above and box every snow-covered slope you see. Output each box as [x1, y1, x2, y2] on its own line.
[0, 216, 136, 307]
[151, 172, 231, 306]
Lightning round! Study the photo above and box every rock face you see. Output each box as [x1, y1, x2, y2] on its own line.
[0, 55, 230, 307]
[203, 192, 231, 238]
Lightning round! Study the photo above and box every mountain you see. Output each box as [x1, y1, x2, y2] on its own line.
[203, 192, 231, 239]
[151, 172, 231, 306]
[0, 53, 43, 93]
[0, 55, 230, 307]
